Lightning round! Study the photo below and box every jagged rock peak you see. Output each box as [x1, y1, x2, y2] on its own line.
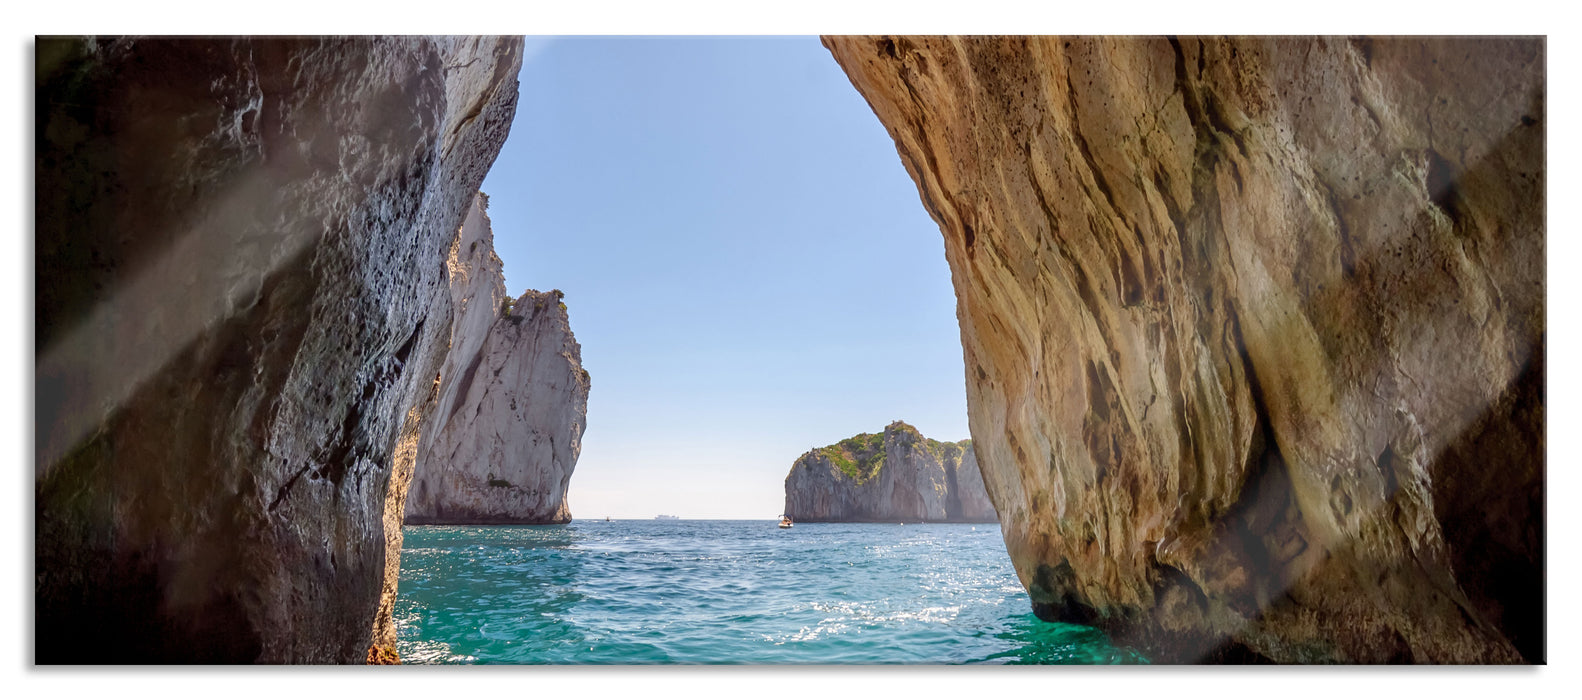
[405, 193, 590, 526]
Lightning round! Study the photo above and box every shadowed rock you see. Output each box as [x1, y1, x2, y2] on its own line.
[35, 36, 523, 663]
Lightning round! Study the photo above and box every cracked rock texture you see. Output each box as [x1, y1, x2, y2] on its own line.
[784, 421, 997, 523]
[404, 195, 590, 525]
[35, 36, 522, 663]
[826, 36, 1543, 663]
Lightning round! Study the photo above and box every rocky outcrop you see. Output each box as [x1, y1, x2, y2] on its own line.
[404, 196, 590, 524]
[35, 37, 522, 663]
[784, 421, 996, 523]
[826, 37, 1543, 663]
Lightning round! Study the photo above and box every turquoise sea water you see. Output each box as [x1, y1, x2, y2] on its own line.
[395, 520, 1145, 664]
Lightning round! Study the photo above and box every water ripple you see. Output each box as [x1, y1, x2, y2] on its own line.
[395, 520, 1144, 664]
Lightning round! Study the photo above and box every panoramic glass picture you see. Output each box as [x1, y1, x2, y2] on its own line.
[34, 35, 1544, 665]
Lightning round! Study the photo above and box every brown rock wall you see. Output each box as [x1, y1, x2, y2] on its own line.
[825, 36, 1543, 663]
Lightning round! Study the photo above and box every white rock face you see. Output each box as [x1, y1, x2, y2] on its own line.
[953, 448, 996, 521]
[405, 196, 590, 524]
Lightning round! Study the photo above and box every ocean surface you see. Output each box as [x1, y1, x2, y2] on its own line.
[395, 520, 1145, 664]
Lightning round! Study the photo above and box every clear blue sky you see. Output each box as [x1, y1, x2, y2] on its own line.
[480, 36, 966, 519]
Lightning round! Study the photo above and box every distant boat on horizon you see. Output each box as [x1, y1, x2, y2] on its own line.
[655, 514, 680, 520]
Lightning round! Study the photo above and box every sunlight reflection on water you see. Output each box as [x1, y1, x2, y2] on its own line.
[395, 520, 1145, 664]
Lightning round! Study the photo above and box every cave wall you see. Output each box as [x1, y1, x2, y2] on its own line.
[35, 36, 523, 663]
[825, 36, 1543, 663]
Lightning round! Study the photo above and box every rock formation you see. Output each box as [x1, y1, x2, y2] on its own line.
[825, 36, 1543, 663]
[784, 421, 997, 523]
[404, 195, 590, 524]
[35, 37, 523, 663]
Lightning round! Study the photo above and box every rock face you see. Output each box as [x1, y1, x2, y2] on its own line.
[784, 422, 997, 523]
[404, 196, 590, 524]
[35, 37, 523, 663]
[825, 37, 1543, 663]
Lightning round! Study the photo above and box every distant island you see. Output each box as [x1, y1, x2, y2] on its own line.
[654, 514, 680, 520]
[783, 421, 997, 523]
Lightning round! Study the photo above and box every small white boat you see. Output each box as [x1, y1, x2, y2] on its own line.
[778, 516, 794, 529]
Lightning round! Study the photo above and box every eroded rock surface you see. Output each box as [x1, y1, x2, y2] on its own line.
[826, 36, 1543, 663]
[35, 36, 522, 663]
[404, 197, 590, 524]
[784, 421, 996, 523]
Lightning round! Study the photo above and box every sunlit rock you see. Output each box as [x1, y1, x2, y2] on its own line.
[825, 36, 1543, 663]
[404, 194, 590, 525]
[784, 421, 996, 523]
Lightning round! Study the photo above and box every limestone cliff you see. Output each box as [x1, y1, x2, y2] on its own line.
[404, 197, 590, 524]
[784, 422, 996, 523]
[35, 37, 522, 663]
[826, 36, 1543, 663]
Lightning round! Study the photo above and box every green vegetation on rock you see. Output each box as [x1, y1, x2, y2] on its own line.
[809, 421, 973, 484]
[927, 438, 964, 463]
[817, 431, 886, 482]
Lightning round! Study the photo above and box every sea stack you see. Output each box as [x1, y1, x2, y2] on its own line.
[403, 194, 590, 525]
[784, 421, 996, 523]
[35, 36, 523, 663]
[826, 36, 1543, 663]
